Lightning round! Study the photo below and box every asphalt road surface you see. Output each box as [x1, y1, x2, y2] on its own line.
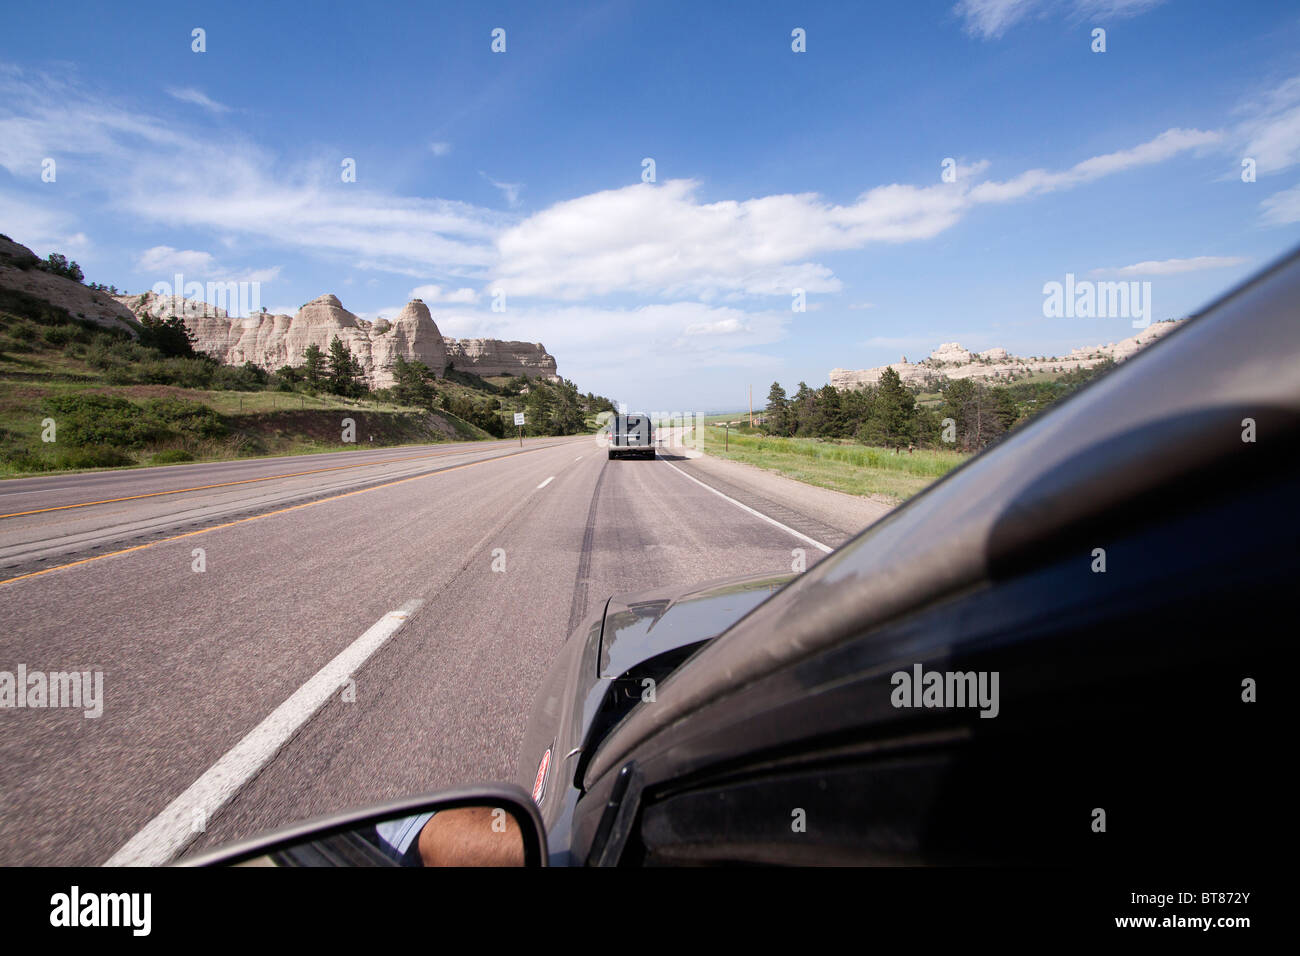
[0, 434, 888, 865]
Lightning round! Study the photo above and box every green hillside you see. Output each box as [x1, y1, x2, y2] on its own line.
[0, 283, 609, 477]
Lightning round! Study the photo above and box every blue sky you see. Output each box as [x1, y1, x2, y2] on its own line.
[2, 0, 1299, 410]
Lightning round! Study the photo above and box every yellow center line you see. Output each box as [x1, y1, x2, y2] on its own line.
[0, 441, 523, 519]
[0, 443, 560, 587]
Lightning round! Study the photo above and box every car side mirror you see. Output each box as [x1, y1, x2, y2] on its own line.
[180, 784, 546, 867]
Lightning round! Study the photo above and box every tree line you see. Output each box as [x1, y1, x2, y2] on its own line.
[764, 361, 1116, 452]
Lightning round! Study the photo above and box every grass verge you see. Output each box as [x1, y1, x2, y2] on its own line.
[701, 427, 968, 501]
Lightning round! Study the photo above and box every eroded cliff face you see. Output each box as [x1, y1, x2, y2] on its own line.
[114, 292, 554, 388]
[371, 300, 448, 381]
[445, 338, 557, 379]
[829, 321, 1180, 390]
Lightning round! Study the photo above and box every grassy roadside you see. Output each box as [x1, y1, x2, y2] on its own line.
[0, 354, 497, 478]
[700, 426, 968, 501]
[0, 393, 492, 478]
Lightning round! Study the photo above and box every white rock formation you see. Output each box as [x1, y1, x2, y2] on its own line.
[830, 321, 1181, 390]
[445, 338, 558, 379]
[113, 291, 555, 388]
[929, 342, 973, 365]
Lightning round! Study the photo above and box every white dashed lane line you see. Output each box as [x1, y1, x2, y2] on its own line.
[103, 600, 425, 866]
[659, 457, 833, 553]
[537, 476, 555, 489]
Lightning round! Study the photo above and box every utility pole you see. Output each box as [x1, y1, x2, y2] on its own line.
[748, 385, 753, 429]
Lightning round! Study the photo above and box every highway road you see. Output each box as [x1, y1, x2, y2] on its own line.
[0, 434, 889, 865]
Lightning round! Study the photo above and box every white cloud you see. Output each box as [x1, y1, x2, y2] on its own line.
[967, 128, 1221, 204]
[0, 68, 505, 279]
[0, 190, 87, 254]
[481, 172, 523, 208]
[1235, 76, 1300, 176]
[409, 283, 480, 304]
[1090, 256, 1248, 277]
[136, 246, 217, 273]
[429, 141, 452, 157]
[431, 301, 787, 386]
[493, 179, 953, 300]
[955, 0, 1166, 39]
[166, 87, 232, 114]
[493, 129, 1218, 301]
[235, 266, 283, 283]
[134, 246, 280, 285]
[1261, 183, 1300, 225]
[683, 317, 749, 336]
[954, 0, 1041, 40]
[1073, 0, 1166, 17]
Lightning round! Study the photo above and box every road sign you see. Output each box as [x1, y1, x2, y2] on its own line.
[514, 412, 525, 426]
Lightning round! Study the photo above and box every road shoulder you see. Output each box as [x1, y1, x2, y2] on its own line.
[662, 449, 894, 548]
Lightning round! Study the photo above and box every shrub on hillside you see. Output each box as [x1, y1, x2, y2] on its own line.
[7, 320, 38, 342]
[40, 394, 226, 449]
[211, 361, 269, 390]
[151, 449, 195, 464]
[41, 325, 79, 347]
[0, 443, 133, 472]
[138, 315, 199, 359]
[0, 287, 80, 327]
[134, 357, 217, 388]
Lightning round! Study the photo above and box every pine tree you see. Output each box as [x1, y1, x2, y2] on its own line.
[393, 356, 435, 408]
[815, 384, 847, 438]
[764, 382, 789, 436]
[866, 367, 915, 449]
[301, 343, 326, 391]
[792, 382, 815, 436]
[525, 380, 553, 434]
[326, 336, 364, 397]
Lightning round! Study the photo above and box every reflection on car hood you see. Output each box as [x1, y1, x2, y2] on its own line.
[599, 572, 794, 680]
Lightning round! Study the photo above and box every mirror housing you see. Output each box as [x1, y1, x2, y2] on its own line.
[179, 784, 546, 867]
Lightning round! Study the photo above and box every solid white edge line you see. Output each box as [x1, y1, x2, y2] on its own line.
[537, 476, 555, 489]
[658, 456, 833, 554]
[103, 599, 425, 867]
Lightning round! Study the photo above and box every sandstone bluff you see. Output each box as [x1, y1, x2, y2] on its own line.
[829, 320, 1181, 390]
[115, 291, 559, 389]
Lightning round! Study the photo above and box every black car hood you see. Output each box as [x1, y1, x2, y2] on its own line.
[516, 569, 794, 861]
[598, 572, 794, 680]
